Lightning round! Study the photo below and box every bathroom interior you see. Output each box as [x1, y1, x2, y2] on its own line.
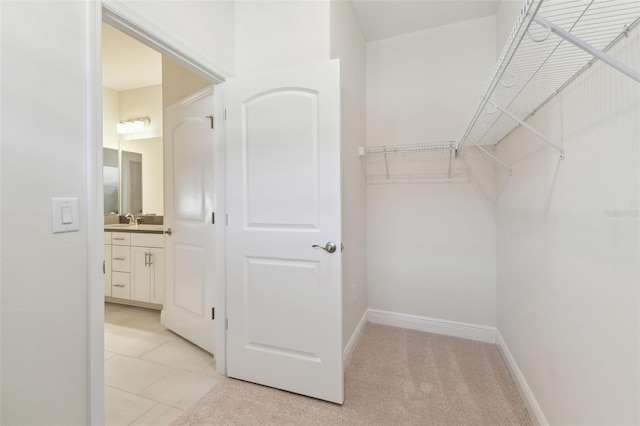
[101, 22, 220, 425]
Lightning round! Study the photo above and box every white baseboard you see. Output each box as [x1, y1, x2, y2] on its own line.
[367, 309, 496, 343]
[343, 309, 368, 368]
[496, 331, 548, 426]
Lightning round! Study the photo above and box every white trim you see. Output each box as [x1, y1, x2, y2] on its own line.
[213, 85, 227, 375]
[367, 309, 497, 343]
[496, 331, 548, 426]
[343, 310, 368, 368]
[101, 1, 230, 83]
[86, 2, 104, 425]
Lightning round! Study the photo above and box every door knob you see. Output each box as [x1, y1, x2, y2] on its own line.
[164, 228, 172, 236]
[312, 242, 337, 253]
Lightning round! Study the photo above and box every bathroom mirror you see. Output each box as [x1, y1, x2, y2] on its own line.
[103, 148, 119, 214]
[102, 137, 163, 215]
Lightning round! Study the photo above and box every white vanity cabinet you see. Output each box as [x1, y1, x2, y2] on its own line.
[130, 233, 165, 305]
[104, 229, 164, 309]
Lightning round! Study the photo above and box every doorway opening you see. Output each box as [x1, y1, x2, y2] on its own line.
[101, 21, 221, 425]
[88, 4, 228, 424]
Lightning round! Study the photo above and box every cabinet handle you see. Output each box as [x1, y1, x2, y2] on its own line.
[113, 237, 126, 241]
[113, 284, 125, 287]
[148, 253, 153, 267]
[144, 252, 149, 267]
[113, 257, 126, 261]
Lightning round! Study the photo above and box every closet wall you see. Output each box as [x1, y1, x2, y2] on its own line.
[495, 4, 640, 425]
[366, 16, 499, 329]
[330, 0, 368, 348]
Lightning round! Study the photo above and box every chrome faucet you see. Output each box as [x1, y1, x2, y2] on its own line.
[125, 213, 136, 225]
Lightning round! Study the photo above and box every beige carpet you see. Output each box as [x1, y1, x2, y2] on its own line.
[173, 324, 531, 426]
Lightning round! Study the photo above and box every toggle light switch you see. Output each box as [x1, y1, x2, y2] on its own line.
[61, 206, 73, 224]
[52, 198, 79, 233]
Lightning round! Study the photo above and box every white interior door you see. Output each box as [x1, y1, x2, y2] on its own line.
[225, 60, 343, 403]
[162, 88, 217, 354]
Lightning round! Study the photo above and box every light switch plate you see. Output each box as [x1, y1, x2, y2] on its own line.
[52, 198, 80, 233]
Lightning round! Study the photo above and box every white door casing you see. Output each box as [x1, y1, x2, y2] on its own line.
[162, 88, 217, 354]
[225, 60, 343, 403]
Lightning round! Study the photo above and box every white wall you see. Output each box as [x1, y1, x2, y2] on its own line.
[1, 1, 89, 423]
[366, 16, 498, 328]
[495, 16, 640, 426]
[103, 87, 120, 149]
[330, 0, 368, 348]
[1, 1, 236, 422]
[120, 0, 235, 76]
[235, 1, 330, 75]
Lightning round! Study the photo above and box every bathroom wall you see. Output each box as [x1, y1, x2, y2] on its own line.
[162, 56, 212, 107]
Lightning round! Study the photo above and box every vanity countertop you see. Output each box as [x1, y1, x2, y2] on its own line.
[103, 224, 164, 234]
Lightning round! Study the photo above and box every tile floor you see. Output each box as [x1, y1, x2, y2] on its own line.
[105, 303, 221, 426]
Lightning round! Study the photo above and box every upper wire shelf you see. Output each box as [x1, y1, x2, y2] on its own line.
[458, 0, 640, 165]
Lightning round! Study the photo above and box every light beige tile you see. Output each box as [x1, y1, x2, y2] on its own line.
[104, 386, 156, 426]
[199, 362, 222, 378]
[117, 314, 167, 334]
[130, 403, 183, 426]
[140, 370, 220, 409]
[141, 340, 214, 373]
[105, 350, 117, 361]
[105, 355, 173, 394]
[105, 304, 139, 324]
[105, 324, 169, 357]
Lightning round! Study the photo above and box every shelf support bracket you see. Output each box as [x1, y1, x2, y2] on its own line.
[533, 15, 640, 83]
[447, 147, 453, 182]
[462, 138, 513, 174]
[487, 100, 564, 157]
[383, 146, 390, 182]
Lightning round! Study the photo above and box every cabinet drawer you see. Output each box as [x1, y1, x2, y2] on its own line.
[111, 232, 131, 246]
[112, 245, 131, 272]
[104, 232, 112, 244]
[111, 272, 130, 299]
[131, 233, 164, 248]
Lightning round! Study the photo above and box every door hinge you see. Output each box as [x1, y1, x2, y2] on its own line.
[211, 212, 215, 224]
[205, 115, 214, 129]
[211, 307, 215, 320]
[225, 318, 229, 330]
[224, 109, 227, 120]
[225, 214, 228, 226]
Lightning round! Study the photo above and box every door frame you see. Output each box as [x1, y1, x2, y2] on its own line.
[86, 2, 228, 424]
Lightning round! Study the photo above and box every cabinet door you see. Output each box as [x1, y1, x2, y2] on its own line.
[104, 244, 112, 297]
[131, 246, 151, 302]
[149, 249, 164, 304]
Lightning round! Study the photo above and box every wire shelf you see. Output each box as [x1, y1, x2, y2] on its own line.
[459, 0, 640, 151]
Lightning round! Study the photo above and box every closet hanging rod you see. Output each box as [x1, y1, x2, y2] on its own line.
[531, 14, 640, 83]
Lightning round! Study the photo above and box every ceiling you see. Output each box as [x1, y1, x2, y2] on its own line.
[350, 0, 501, 42]
[101, 1, 501, 90]
[102, 23, 162, 91]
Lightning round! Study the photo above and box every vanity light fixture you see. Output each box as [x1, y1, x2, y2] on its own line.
[116, 117, 151, 135]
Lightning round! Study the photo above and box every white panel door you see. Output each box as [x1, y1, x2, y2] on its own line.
[225, 60, 343, 403]
[162, 88, 217, 354]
